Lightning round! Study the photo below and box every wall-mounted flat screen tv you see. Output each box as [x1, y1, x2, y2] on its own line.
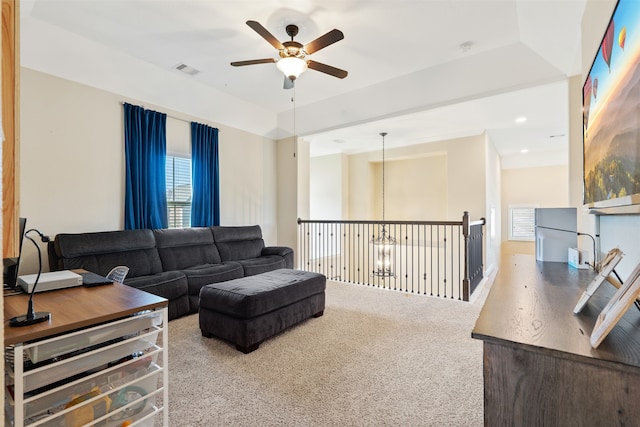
[583, 0, 640, 211]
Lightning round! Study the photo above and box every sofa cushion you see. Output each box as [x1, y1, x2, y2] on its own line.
[125, 271, 189, 320]
[54, 229, 163, 278]
[181, 262, 244, 313]
[211, 225, 265, 262]
[153, 227, 222, 270]
[183, 262, 244, 294]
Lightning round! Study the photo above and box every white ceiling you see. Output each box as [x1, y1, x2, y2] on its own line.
[20, 0, 587, 167]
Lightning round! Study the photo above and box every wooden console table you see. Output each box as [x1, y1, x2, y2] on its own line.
[4, 282, 169, 426]
[472, 254, 640, 426]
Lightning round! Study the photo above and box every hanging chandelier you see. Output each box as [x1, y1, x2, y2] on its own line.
[372, 132, 396, 278]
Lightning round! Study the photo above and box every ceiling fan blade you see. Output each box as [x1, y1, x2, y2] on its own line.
[307, 60, 348, 79]
[230, 58, 276, 67]
[284, 77, 295, 90]
[304, 29, 344, 54]
[246, 20, 284, 50]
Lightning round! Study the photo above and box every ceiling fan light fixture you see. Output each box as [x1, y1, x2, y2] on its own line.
[277, 57, 308, 80]
[232, 21, 346, 88]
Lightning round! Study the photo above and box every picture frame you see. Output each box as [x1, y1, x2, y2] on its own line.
[583, 0, 640, 212]
[573, 247, 624, 314]
[590, 260, 640, 348]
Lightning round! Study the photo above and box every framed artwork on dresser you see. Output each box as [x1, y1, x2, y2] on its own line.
[574, 247, 624, 314]
[590, 259, 640, 348]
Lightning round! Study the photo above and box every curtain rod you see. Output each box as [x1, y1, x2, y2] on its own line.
[120, 101, 220, 130]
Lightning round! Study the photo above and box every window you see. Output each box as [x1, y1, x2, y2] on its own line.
[508, 204, 538, 241]
[166, 155, 192, 228]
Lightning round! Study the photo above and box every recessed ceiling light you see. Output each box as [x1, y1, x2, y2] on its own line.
[520, 148, 529, 154]
[515, 116, 527, 124]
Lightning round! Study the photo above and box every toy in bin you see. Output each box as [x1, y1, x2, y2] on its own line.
[64, 384, 147, 426]
[64, 387, 111, 426]
[109, 385, 148, 421]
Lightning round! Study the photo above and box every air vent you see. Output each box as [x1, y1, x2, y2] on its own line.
[175, 63, 200, 76]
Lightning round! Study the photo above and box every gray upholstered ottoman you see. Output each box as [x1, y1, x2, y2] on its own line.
[199, 269, 326, 353]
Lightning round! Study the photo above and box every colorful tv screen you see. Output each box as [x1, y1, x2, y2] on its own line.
[583, 0, 640, 207]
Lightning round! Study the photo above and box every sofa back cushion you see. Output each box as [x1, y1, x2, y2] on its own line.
[53, 229, 163, 278]
[153, 227, 222, 270]
[211, 225, 265, 262]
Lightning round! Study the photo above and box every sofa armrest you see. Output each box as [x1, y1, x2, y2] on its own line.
[262, 246, 293, 257]
[262, 246, 294, 269]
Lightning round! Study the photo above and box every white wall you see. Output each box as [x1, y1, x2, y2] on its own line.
[276, 136, 305, 262]
[310, 154, 346, 220]
[20, 68, 279, 275]
[484, 134, 502, 273]
[345, 134, 486, 222]
[501, 165, 570, 256]
[347, 153, 374, 220]
[21, 11, 277, 140]
[371, 154, 447, 221]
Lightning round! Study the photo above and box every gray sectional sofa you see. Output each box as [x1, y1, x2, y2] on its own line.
[48, 225, 293, 320]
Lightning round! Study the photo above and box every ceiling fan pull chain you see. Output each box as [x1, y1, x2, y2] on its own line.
[293, 88, 297, 158]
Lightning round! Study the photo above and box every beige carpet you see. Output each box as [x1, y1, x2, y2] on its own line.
[164, 281, 484, 426]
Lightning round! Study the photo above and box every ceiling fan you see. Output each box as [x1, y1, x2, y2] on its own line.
[231, 20, 348, 89]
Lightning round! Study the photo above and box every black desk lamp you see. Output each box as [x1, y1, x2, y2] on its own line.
[9, 229, 51, 327]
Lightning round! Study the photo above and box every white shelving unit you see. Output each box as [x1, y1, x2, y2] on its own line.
[5, 307, 169, 427]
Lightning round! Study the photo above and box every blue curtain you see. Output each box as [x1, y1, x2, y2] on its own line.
[191, 122, 220, 226]
[123, 103, 168, 229]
